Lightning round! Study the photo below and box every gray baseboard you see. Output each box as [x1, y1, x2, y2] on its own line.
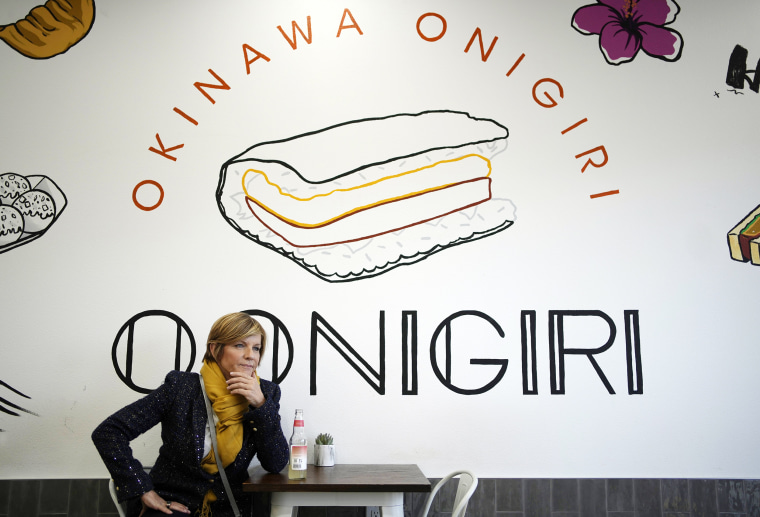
[0, 478, 757, 517]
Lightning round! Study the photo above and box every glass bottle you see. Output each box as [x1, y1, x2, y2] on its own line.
[288, 409, 307, 479]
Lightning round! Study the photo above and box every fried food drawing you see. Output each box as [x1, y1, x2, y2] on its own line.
[0, 172, 67, 254]
[0, 0, 95, 59]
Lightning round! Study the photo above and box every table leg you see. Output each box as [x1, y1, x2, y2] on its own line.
[380, 505, 404, 517]
[270, 504, 297, 517]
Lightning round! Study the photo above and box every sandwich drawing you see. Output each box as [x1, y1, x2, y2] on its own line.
[728, 203, 760, 266]
[216, 110, 516, 282]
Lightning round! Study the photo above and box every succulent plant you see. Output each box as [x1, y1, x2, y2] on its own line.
[315, 433, 333, 445]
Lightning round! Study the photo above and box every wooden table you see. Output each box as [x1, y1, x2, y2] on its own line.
[243, 464, 431, 517]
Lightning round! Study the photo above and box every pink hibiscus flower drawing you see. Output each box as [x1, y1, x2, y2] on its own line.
[572, 0, 683, 65]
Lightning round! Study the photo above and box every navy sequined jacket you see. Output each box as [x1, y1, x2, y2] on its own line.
[92, 371, 289, 517]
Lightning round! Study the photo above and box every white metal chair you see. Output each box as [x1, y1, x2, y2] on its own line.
[108, 478, 128, 517]
[109, 466, 151, 517]
[420, 470, 478, 517]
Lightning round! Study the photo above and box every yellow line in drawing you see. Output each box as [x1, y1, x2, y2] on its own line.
[241, 153, 491, 202]
[251, 177, 490, 229]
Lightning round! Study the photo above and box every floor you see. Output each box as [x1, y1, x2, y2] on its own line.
[0, 477, 758, 517]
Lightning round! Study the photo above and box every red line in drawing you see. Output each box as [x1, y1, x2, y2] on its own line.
[174, 107, 198, 126]
[590, 190, 620, 199]
[133, 180, 165, 211]
[506, 53, 525, 77]
[562, 118, 588, 134]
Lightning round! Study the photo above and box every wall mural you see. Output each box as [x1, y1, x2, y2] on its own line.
[216, 110, 514, 282]
[728, 204, 760, 265]
[0, 381, 37, 432]
[2, 0, 759, 479]
[111, 310, 197, 395]
[0, 0, 95, 59]
[141, 8, 617, 194]
[108, 308, 642, 397]
[0, 0, 81, 253]
[0, 173, 67, 254]
[726, 44, 760, 93]
[0, 0, 86, 433]
[571, 0, 683, 65]
[109, 310, 294, 396]
[725, 44, 760, 266]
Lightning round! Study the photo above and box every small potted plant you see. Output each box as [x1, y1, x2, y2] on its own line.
[314, 433, 335, 467]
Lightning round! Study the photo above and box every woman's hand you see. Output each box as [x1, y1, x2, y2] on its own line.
[227, 371, 265, 408]
[139, 490, 190, 515]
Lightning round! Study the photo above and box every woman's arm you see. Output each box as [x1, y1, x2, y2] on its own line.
[248, 380, 289, 473]
[91, 372, 183, 501]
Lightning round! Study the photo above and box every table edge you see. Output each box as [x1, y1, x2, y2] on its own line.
[243, 464, 432, 493]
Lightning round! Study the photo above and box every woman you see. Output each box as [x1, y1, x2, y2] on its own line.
[92, 312, 290, 516]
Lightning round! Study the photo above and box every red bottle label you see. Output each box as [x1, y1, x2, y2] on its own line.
[290, 445, 307, 470]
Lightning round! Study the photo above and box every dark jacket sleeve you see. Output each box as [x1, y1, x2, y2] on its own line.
[246, 379, 289, 473]
[91, 372, 186, 501]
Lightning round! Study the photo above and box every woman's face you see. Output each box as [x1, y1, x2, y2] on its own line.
[213, 334, 262, 380]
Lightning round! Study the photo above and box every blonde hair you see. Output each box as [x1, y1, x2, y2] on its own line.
[203, 312, 267, 364]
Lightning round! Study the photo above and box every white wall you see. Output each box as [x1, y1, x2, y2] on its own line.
[1, 0, 759, 479]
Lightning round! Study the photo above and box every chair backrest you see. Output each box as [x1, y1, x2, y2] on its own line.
[420, 470, 478, 517]
[108, 478, 128, 517]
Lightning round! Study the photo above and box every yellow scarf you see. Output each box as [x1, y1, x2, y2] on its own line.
[198, 361, 249, 517]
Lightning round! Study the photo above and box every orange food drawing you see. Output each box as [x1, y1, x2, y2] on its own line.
[0, 0, 95, 59]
